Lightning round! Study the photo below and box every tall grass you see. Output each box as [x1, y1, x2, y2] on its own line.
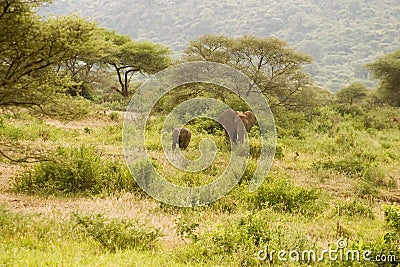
[72, 212, 163, 252]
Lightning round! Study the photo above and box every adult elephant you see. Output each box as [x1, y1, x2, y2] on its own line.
[219, 109, 246, 145]
[219, 110, 257, 144]
[172, 127, 192, 151]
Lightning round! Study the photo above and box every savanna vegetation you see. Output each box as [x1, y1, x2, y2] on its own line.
[0, 0, 399, 266]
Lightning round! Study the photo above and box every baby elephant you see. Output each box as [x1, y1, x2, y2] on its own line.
[172, 127, 192, 151]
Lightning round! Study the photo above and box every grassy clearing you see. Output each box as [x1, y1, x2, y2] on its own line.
[0, 205, 184, 267]
[0, 105, 399, 266]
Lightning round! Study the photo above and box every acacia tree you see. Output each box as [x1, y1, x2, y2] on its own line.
[0, 0, 103, 161]
[336, 82, 368, 106]
[367, 50, 400, 107]
[102, 30, 172, 97]
[0, 0, 94, 117]
[54, 16, 114, 99]
[183, 34, 313, 107]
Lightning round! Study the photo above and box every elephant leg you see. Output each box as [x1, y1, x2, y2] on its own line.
[232, 128, 238, 144]
[237, 122, 247, 143]
[224, 129, 238, 146]
[237, 131, 245, 143]
[172, 128, 180, 151]
[179, 136, 186, 149]
[172, 140, 178, 151]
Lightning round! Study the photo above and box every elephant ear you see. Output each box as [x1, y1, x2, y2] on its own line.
[244, 111, 256, 131]
[237, 111, 251, 132]
[235, 113, 247, 134]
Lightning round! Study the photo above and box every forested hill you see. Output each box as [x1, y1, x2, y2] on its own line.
[40, 0, 400, 91]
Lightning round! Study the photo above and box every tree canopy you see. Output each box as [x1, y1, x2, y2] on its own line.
[336, 82, 368, 106]
[102, 30, 172, 96]
[184, 34, 313, 108]
[0, 0, 92, 118]
[367, 50, 400, 107]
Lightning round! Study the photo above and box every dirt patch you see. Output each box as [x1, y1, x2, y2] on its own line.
[0, 162, 21, 193]
[45, 111, 124, 131]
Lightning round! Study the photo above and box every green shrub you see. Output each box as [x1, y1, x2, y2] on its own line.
[174, 214, 199, 241]
[354, 179, 379, 197]
[363, 114, 389, 130]
[101, 92, 131, 111]
[241, 160, 257, 183]
[250, 177, 321, 214]
[0, 117, 51, 141]
[335, 104, 364, 116]
[176, 212, 270, 266]
[312, 157, 368, 177]
[274, 108, 308, 139]
[188, 118, 221, 135]
[274, 143, 284, 159]
[350, 205, 400, 266]
[249, 138, 262, 159]
[109, 111, 119, 121]
[375, 204, 400, 264]
[180, 172, 209, 187]
[335, 198, 375, 219]
[72, 212, 163, 252]
[210, 213, 270, 253]
[384, 204, 400, 234]
[14, 145, 138, 195]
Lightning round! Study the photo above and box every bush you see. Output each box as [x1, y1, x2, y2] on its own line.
[211, 213, 270, 253]
[312, 153, 391, 183]
[188, 118, 221, 135]
[354, 179, 379, 197]
[72, 212, 163, 252]
[335, 104, 364, 116]
[100, 90, 133, 111]
[250, 177, 321, 214]
[14, 145, 138, 195]
[176, 212, 270, 266]
[174, 214, 200, 241]
[384, 204, 400, 234]
[349, 205, 400, 266]
[241, 160, 257, 183]
[312, 157, 368, 177]
[363, 114, 389, 130]
[274, 143, 284, 159]
[335, 198, 375, 219]
[109, 111, 120, 121]
[274, 108, 308, 139]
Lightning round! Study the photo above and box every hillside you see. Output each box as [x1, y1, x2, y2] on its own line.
[40, 0, 400, 91]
